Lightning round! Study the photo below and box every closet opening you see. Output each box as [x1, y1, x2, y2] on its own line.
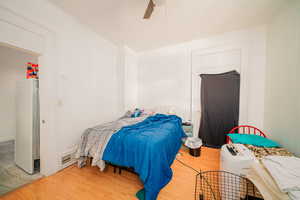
[0, 44, 42, 195]
[198, 71, 240, 148]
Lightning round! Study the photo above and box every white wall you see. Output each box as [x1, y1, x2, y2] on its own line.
[136, 27, 266, 135]
[0, 46, 38, 143]
[124, 47, 138, 111]
[0, 0, 124, 175]
[264, 2, 300, 156]
[138, 46, 190, 119]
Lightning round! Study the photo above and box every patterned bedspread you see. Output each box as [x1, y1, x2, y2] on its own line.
[245, 144, 294, 159]
[75, 116, 147, 170]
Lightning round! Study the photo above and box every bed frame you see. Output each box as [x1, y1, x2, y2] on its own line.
[226, 125, 267, 143]
[87, 157, 136, 175]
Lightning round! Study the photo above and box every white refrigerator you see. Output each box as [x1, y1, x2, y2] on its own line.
[15, 79, 40, 174]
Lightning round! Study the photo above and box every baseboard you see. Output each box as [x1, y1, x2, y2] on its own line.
[0, 136, 15, 143]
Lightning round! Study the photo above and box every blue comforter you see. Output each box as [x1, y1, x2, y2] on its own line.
[103, 114, 186, 200]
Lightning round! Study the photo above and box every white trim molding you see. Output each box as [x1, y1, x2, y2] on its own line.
[0, 5, 59, 176]
[0, 136, 15, 143]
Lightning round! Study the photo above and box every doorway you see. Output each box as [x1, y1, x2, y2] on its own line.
[0, 45, 42, 195]
[198, 71, 240, 147]
[191, 45, 250, 145]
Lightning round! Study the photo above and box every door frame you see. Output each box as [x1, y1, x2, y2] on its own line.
[0, 5, 59, 176]
[190, 44, 250, 137]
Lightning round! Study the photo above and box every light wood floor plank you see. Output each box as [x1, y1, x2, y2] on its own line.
[1, 147, 220, 200]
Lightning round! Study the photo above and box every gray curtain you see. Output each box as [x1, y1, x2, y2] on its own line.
[198, 70, 240, 148]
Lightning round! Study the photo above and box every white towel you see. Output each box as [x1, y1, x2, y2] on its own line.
[262, 156, 300, 200]
[247, 162, 289, 200]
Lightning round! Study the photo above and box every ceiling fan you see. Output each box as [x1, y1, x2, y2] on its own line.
[143, 0, 165, 19]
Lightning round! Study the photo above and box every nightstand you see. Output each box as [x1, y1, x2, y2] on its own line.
[182, 122, 193, 137]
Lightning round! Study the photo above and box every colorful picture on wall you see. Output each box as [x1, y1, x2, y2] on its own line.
[26, 62, 39, 79]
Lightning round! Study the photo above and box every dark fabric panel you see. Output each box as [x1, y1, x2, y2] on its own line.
[198, 70, 240, 148]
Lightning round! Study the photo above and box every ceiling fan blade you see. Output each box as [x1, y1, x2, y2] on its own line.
[143, 0, 155, 19]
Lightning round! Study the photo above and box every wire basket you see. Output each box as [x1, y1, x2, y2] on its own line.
[195, 171, 264, 200]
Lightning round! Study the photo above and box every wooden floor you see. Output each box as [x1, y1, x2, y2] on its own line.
[1, 147, 220, 200]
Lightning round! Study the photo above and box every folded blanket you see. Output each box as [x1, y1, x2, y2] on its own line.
[247, 162, 289, 200]
[262, 156, 300, 200]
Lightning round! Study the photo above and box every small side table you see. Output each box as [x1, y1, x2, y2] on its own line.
[182, 122, 193, 137]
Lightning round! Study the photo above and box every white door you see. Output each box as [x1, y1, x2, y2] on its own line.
[15, 79, 34, 174]
[191, 47, 245, 137]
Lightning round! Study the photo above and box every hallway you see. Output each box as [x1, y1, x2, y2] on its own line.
[0, 141, 42, 196]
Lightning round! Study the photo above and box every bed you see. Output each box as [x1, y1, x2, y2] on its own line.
[76, 113, 186, 200]
[225, 125, 298, 199]
[226, 125, 293, 158]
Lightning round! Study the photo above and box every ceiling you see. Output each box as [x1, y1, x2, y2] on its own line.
[49, 0, 290, 52]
